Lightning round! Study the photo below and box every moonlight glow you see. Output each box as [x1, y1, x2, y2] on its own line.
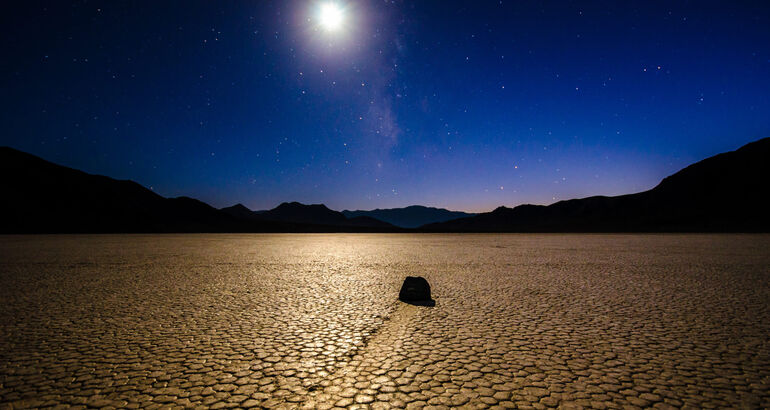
[319, 3, 344, 31]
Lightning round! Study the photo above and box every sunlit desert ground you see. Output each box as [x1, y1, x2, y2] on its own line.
[1, 234, 769, 409]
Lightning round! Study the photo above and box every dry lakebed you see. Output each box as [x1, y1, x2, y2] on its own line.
[1, 234, 769, 409]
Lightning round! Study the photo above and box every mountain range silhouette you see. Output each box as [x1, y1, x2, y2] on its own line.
[342, 206, 476, 228]
[2, 137, 768, 233]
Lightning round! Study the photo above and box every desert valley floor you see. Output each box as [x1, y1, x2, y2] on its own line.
[1, 234, 769, 409]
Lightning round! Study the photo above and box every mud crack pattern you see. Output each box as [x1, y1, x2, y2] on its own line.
[1, 234, 769, 409]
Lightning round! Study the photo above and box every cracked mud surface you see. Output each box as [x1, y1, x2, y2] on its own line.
[1, 234, 769, 409]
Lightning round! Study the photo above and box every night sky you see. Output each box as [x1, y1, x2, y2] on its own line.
[2, 1, 769, 212]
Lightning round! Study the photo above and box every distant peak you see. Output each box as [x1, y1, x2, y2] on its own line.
[276, 201, 328, 208]
[275, 201, 302, 209]
[222, 203, 251, 211]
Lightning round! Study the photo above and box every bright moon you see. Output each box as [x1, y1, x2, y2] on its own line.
[319, 3, 344, 31]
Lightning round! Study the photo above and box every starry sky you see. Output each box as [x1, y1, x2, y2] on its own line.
[2, 1, 769, 212]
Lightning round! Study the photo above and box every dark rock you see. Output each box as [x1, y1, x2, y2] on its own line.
[399, 276, 435, 306]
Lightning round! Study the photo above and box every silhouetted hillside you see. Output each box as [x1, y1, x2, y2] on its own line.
[221, 203, 261, 220]
[0, 147, 304, 233]
[260, 202, 347, 225]
[0, 148, 391, 233]
[4, 137, 768, 233]
[342, 205, 476, 228]
[224, 201, 397, 229]
[421, 137, 770, 232]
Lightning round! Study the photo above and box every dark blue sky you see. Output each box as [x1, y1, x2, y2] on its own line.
[2, 1, 769, 212]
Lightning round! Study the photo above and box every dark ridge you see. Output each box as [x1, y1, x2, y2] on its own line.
[420, 137, 770, 232]
[257, 202, 397, 229]
[342, 205, 476, 228]
[3, 137, 768, 233]
[0, 147, 397, 233]
[220, 203, 261, 220]
[260, 202, 347, 225]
